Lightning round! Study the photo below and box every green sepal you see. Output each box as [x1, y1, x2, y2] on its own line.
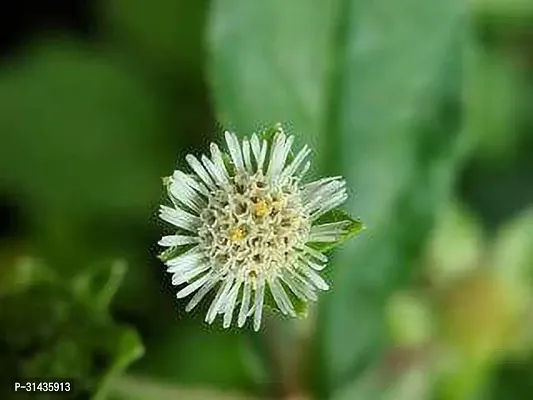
[308, 209, 365, 253]
[258, 122, 284, 143]
[221, 151, 236, 176]
[157, 243, 196, 263]
[291, 293, 310, 319]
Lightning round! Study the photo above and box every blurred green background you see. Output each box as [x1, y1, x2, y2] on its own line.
[0, 0, 532, 399]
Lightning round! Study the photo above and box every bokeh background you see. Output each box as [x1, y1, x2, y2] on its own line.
[0, 0, 532, 399]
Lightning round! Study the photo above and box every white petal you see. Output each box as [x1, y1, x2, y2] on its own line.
[223, 279, 242, 328]
[250, 134, 267, 172]
[185, 274, 220, 311]
[174, 170, 209, 197]
[306, 234, 338, 242]
[280, 268, 317, 301]
[238, 280, 252, 327]
[273, 135, 295, 184]
[176, 272, 212, 299]
[172, 263, 210, 285]
[298, 245, 328, 264]
[206, 275, 235, 324]
[297, 161, 311, 180]
[247, 304, 256, 317]
[258, 141, 267, 172]
[186, 154, 216, 190]
[299, 263, 330, 291]
[297, 253, 327, 271]
[225, 131, 245, 174]
[166, 247, 204, 273]
[242, 138, 253, 173]
[287, 267, 319, 298]
[169, 176, 205, 214]
[266, 132, 289, 182]
[303, 180, 346, 213]
[158, 235, 200, 247]
[302, 176, 343, 198]
[311, 191, 348, 220]
[210, 143, 230, 180]
[269, 278, 295, 316]
[253, 278, 266, 331]
[201, 154, 228, 187]
[159, 205, 200, 232]
[280, 144, 311, 182]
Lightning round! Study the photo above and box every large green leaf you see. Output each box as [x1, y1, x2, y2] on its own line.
[208, 0, 466, 395]
[208, 0, 337, 144]
[325, 52, 468, 395]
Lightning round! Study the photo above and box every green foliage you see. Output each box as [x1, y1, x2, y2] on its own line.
[0, 258, 143, 400]
[208, 0, 335, 142]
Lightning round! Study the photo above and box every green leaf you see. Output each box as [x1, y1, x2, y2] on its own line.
[309, 209, 365, 253]
[208, 0, 467, 395]
[208, 0, 336, 143]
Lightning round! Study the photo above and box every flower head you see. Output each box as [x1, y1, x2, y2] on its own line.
[158, 124, 355, 330]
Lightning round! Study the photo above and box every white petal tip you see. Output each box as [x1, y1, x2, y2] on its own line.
[224, 131, 234, 140]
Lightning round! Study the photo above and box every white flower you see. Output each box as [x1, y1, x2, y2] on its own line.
[158, 125, 349, 331]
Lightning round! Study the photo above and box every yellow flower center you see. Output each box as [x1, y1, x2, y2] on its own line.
[253, 200, 269, 218]
[230, 226, 246, 241]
